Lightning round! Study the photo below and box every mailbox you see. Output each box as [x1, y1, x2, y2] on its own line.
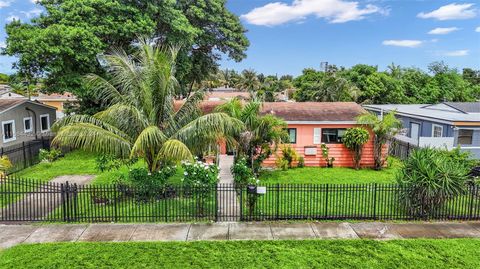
[247, 185, 257, 194]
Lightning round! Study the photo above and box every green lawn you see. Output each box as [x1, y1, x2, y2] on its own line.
[0, 239, 479, 269]
[259, 158, 401, 184]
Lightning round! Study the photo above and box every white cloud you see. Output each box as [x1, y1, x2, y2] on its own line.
[476, 26, 480, 32]
[0, 1, 11, 8]
[428, 27, 460, 35]
[418, 3, 476, 20]
[21, 8, 42, 18]
[31, 0, 40, 3]
[443, 50, 469, 56]
[6, 15, 19, 22]
[382, 40, 423, 48]
[241, 0, 387, 26]
[0, 41, 5, 49]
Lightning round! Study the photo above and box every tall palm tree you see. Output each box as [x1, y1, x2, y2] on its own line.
[357, 111, 401, 170]
[52, 40, 242, 173]
[236, 69, 261, 93]
[215, 98, 287, 172]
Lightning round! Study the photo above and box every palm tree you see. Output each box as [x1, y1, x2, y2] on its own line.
[236, 69, 261, 93]
[357, 111, 401, 170]
[52, 40, 242, 173]
[215, 98, 287, 172]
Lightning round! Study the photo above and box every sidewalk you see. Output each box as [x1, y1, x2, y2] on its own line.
[1, 221, 480, 249]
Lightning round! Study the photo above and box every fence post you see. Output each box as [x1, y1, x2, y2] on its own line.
[60, 183, 67, 222]
[73, 183, 78, 222]
[65, 181, 71, 222]
[276, 184, 280, 220]
[22, 142, 27, 169]
[114, 184, 118, 223]
[372, 183, 377, 220]
[164, 190, 168, 222]
[468, 185, 476, 220]
[214, 184, 218, 222]
[239, 186, 243, 221]
[324, 184, 329, 219]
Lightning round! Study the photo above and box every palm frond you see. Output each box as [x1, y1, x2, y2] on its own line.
[84, 74, 126, 106]
[156, 139, 193, 164]
[130, 125, 168, 159]
[52, 123, 131, 158]
[94, 104, 148, 139]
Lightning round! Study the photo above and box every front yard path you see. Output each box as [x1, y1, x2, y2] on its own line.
[1, 221, 480, 249]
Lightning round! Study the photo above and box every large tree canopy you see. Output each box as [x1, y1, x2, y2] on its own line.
[4, 0, 249, 104]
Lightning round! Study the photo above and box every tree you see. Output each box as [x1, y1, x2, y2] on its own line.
[52, 40, 242, 173]
[236, 69, 261, 93]
[342, 128, 370, 170]
[0, 73, 9, 84]
[4, 0, 249, 106]
[357, 111, 401, 170]
[215, 98, 287, 173]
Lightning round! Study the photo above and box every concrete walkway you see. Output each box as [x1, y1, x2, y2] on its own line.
[1, 221, 480, 249]
[0, 175, 94, 222]
[217, 155, 240, 221]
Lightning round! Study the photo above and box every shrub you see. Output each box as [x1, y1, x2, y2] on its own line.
[182, 159, 219, 216]
[397, 148, 470, 219]
[275, 146, 298, 170]
[39, 148, 62, 163]
[321, 143, 335, 168]
[342, 128, 370, 170]
[0, 156, 12, 176]
[232, 158, 255, 186]
[297, 157, 305, 168]
[95, 155, 124, 172]
[126, 166, 177, 202]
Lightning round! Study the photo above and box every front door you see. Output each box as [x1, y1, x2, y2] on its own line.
[410, 123, 420, 142]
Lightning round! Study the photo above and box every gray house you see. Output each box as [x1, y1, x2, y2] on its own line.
[364, 102, 480, 159]
[0, 99, 57, 147]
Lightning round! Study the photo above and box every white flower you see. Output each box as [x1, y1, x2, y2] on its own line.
[184, 172, 188, 176]
[256, 179, 260, 184]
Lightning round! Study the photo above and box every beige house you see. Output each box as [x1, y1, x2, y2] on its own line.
[32, 92, 77, 118]
[0, 99, 56, 147]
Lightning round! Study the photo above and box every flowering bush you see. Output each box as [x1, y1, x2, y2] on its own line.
[121, 166, 177, 202]
[232, 158, 256, 186]
[182, 159, 219, 187]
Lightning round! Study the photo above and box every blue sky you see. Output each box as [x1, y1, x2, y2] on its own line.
[0, 0, 479, 76]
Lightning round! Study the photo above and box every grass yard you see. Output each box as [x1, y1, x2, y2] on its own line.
[0, 239, 479, 269]
[259, 158, 401, 184]
[14, 150, 184, 185]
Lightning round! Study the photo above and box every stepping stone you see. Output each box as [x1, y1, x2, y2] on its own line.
[130, 224, 190, 241]
[78, 224, 137, 242]
[270, 223, 316, 240]
[187, 223, 229, 241]
[0, 225, 37, 249]
[24, 224, 87, 243]
[311, 222, 359, 239]
[228, 222, 273, 240]
[350, 222, 402, 239]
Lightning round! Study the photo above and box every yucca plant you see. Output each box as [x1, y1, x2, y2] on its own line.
[397, 148, 469, 219]
[357, 111, 401, 170]
[52, 39, 242, 173]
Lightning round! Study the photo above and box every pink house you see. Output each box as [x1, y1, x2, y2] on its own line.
[193, 101, 378, 168]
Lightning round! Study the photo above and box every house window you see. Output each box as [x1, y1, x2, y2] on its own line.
[2, 120, 16, 143]
[287, 128, 297, 144]
[24, 117, 32, 133]
[322, 129, 346, 143]
[458, 129, 473, 145]
[432, 124, 443, 137]
[40, 114, 50, 132]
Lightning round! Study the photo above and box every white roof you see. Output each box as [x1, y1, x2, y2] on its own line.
[364, 103, 480, 123]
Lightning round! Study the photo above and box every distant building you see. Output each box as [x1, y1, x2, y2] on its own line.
[0, 85, 27, 99]
[364, 102, 480, 159]
[32, 92, 77, 118]
[0, 99, 56, 147]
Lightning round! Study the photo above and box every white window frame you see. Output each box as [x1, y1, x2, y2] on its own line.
[313, 128, 321, 144]
[2, 120, 16, 143]
[40, 114, 50, 133]
[23, 117, 32, 133]
[432, 124, 443, 138]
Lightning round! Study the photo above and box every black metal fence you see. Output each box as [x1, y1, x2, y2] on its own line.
[1, 177, 479, 223]
[388, 138, 418, 160]
[0, 137, 52, 174]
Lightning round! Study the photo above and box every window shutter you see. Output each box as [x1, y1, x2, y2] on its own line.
[313, 128, 321, 144]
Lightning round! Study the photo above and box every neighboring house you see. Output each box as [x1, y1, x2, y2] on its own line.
[32, 92, 77, 118]
[205, 91, 251, 101]
[364, 102, 480, 159]
[194, 101, 377, 168]
[0, 99, 56, 147]
[0, 85, 27, 99]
